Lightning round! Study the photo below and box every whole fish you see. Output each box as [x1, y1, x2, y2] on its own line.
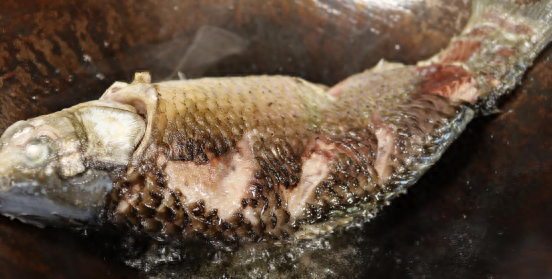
[0, 0, 551, 243]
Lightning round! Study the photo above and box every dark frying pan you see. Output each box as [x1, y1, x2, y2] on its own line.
[0, 0, 550, 278]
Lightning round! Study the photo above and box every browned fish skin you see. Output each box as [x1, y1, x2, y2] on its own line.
[100, 70, 471, 242]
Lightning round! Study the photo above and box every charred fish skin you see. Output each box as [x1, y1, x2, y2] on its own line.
[0, 0, 551, 243]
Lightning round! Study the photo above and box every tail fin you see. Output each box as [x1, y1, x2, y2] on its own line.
[469, 0, 552, 51]
[426, 0, 552, 113]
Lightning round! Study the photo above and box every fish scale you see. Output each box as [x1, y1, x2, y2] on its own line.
[104, 76, 332, 241]
[97, 67, 471, 243]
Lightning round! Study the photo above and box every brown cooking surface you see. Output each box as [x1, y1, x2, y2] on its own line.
[0, 0, 551, 278]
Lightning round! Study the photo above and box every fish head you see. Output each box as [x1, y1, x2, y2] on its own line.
[0, 101, 145, 227]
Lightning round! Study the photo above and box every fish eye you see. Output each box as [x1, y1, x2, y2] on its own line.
[23, 142, 50, 167]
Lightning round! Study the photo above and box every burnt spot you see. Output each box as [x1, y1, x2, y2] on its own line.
[156, 206, 176, 222]
[192, 200, 206, 216]
[289, 174, 300, 187]
[137, 204, 157, 218]
[315, 185, 324, 198]
[207, 209, 218, 218]
[261, 196, 269, 215]
[205, 210, 219, 226]
[193, 144, 209, 163]
[264, 173, 276, 190]
[235, 213, 245, 226]
[148, 190, 164, 204]
[275, 193, 282, 209]
[221, 221, 231, 231]
[259, 219, 267, 232]
[171, 191, 183, 210]
[253, 170, 264, 180]
[270, 212, 278, 229]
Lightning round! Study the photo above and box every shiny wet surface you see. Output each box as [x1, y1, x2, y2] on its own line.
[1, 0, 551, 278]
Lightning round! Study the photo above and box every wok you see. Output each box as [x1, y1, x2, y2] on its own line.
[0, 0, 550, 278]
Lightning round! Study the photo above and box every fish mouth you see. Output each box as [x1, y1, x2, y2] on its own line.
[0, 190, 100, 228]
[0, 173, 112, 228]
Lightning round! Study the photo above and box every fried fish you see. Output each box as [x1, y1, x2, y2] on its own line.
[0, 0, 551, 243]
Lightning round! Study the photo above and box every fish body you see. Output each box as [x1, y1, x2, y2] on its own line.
[0, 0, 551, 243]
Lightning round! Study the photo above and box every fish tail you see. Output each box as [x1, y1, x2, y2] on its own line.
[469, 0, 552, 52]
[426, 0, 552, 112]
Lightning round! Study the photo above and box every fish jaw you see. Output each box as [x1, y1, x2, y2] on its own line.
[0, 170, 112, 227]
[0, 101, 146, 227]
